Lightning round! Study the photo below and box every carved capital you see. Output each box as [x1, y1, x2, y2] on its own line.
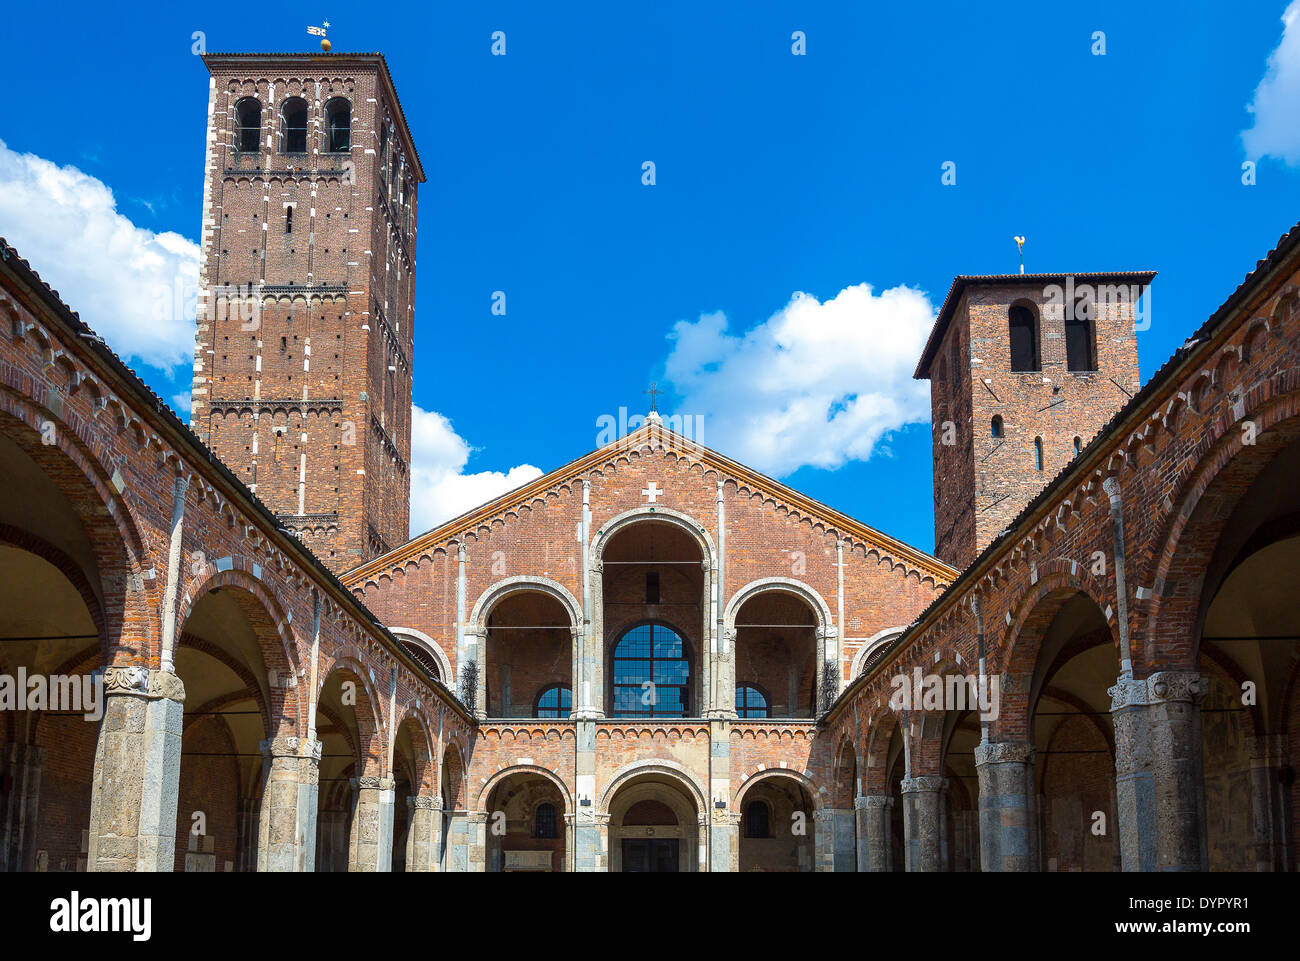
[100, 666, 150, 695]
[900, 775, 946, 795]
[856, 795, 893, 810]
[973, 741, 1035, 767]
[352, 775, 384, 790]
[1147, 671, 1205, 705]
[410, 796, 439, 810]
[100, 666, 186, 704]
[1108, 672, 1149, 711]
[1109, 671, 1204, 710]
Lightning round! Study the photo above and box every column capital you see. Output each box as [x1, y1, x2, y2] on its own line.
[1109, 670, 1205, 710]
[259, 736, 322, 762]
[409, 796, 439, 810]
[99, 666, 186, 704]
[900, 775, 946, 795]
[974, 741, 1035, 767]
[351, 775, 393, 791]
[855, 794, 893, 810]
[466, 811, 489, 824]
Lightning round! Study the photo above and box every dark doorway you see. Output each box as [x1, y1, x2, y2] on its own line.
[622, 838, 679, 872]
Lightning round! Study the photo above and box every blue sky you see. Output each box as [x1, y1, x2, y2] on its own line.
[2, 1, 1300, 552]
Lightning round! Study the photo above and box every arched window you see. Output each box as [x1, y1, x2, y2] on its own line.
[1065, 312, 1094, 371]
[324, 98, 351, 153]
[1008, 304, 1041, 372]
[612, 622, 689, 717]
[378, 123, 389, 185]
[1073, 436, 1083, 456]
[280, 98, 308, 153]
[534, 802, 558, 839]
[735, 685, 769, 718]
[234, 98, 262, 153]
[534, 683, 572, 719]
[743, 800, 771, 838]
[1034, 436, 1044, 471]
[991, 415, 1004, 438]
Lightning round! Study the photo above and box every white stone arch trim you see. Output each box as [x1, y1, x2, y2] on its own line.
[849, 626, 908, 678]
[475, 763, 574, 816]
[467, 575, 583, 634]
[597, 758, 709, 816]
[590, 506, 718, 569]
[724, 577, 835, 635]
[389, 626, 455, 688]
[733, 767, 824, 811]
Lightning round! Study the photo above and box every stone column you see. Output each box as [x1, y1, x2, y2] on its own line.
[87, 666, 186, 872]
[1110, 670, 1207, 871]
[585, 561, 605, 717]
[857, 795, 893, 871]
[712, 811, 740, 872]
[563, 813, 576, 872]
[0, 742, 45, 872]
[717, 628, 737, 718]
[857, 795, 889, 873]
[974, 740, 1035, 871]
[696, 812, 710, 871]
[348, 775, 394, 871]
[1247, 734, 1289, 872]
[466, 811, 488, 872]
[701, 561, 716, 716]
[256, 736, 321, 872]
[828, 807, 856, 871]
[900, 775, 945, 872]
[574, 811, 608, 872]
[405, 796, 439, 872]
[465, 629, 487, 720]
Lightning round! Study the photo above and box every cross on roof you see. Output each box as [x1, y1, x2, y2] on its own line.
[643, 381, 664, 413]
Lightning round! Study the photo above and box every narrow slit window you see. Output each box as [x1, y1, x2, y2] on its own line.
[1034, 437, 1044, 471]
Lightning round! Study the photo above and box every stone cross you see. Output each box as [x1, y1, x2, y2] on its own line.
[642, 482, 663, 503]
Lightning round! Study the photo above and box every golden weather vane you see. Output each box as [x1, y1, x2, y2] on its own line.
[308, 20, 331, 52]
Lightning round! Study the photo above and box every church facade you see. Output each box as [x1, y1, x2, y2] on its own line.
[0, 49, 1296, 872]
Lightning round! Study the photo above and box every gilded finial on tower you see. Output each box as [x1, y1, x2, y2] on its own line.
[1014, 236, 1026, 274]
[308, 20, 331, 52]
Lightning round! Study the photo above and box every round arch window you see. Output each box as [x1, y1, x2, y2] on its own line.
[612, 622, 690, 717]
[535, 683, 571, 719]
[735, 685, 769, 718]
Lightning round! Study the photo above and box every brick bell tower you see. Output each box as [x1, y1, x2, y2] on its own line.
[191, 52, 421, 572]
[916, 270, 1153, 570]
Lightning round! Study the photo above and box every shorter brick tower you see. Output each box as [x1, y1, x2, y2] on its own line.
[190, 52, 422, 571]
[916, 271, 1154, 570]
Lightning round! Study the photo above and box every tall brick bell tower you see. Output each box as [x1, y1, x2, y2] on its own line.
[916, 271, 1154, 570]
[191, 52, 421, 572]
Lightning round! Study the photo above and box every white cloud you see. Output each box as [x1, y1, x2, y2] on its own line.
[1243, 1, 1300, 166]
[408, 405, 543, 535]
[0, 140, 199, 370]
[663, 283, 934, 477]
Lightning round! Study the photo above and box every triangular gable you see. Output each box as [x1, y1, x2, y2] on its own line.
[342, 421, 956, 587]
